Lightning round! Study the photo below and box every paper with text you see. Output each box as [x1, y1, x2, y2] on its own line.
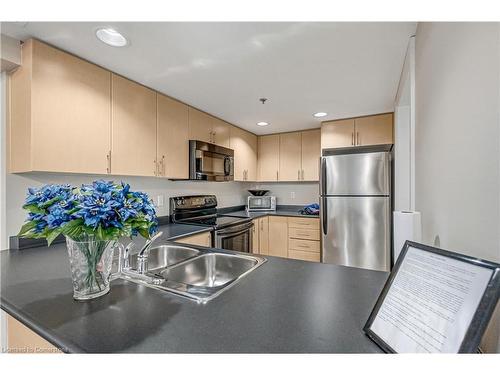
[371, 247, 492, 353]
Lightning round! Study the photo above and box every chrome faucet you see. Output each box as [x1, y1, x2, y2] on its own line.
[136, 231, 163, 274]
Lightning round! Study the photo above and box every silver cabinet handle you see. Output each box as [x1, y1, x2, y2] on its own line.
[106, 151, 111, 174]
[301, 169, 304, 180]
[276, 170, 279, 181]
[351, 132, 354, 146]
[357, 132, 360, 145]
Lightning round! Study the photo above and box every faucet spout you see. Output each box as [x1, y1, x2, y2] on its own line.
[136, 231, 163, 274]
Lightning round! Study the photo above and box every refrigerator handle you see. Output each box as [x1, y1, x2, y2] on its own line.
[320, 157, 327, 196]
[322, 196, 328, 235]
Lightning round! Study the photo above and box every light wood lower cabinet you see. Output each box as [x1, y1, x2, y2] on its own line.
[288, 250, 320, 262]
[268, 216, 289, 258]
[175, 232, 212, 247]
[157, 93, 189, 179]
[253, 216, 320, 262]
[7, 314, 61, 353]
[251, 219, 260, 254]
[111, 74, 157, 176]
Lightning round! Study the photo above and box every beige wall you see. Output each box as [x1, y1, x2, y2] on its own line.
[415, 22, 500, 352]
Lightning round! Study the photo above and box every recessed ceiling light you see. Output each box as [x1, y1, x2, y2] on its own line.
[96, 28, 128, 47]
[313, 112, 328, 118]
[257, 121, 269, 126]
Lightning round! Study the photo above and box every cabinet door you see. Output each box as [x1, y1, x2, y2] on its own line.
[211, 118, 230, 147]
[268, 216, 288, 258]
[354, 113, 393, 146]
[188, 107, 212, 143]
[279, 132, 302, 181]
[300, 129, 321, 181]
[175, 232, 212, 247]
[258, 134, 280, 181]
[230, 126, 257, 181]
[111, 75, 157, 176]
[7, 314, 60, 353]
[258, 216, 269, 255]
[251, 219, 260, 254]
[157, 94, 189, 179]
[321, 119, 355, 149]
[28, 40, 111, 174]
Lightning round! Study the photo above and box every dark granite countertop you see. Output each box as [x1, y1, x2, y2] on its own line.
[1, 239, 387, 353]
[222, 205, 319, 219]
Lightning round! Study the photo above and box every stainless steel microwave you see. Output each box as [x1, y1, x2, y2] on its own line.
[247, 196, 276, 211]
[189, 140, 234, 181]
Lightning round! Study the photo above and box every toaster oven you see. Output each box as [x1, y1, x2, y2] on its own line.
[247, 196, 276, 211]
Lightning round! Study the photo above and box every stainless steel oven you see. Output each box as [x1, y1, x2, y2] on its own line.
[214, 221, 253, 253]
[189, 140, 234, 181]
[170, 195, 253, 253]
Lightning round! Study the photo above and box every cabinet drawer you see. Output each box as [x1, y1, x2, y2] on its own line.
[288, 227, 320, 241]
[288, 239, 320, 253]
[287, 217, 320, 229]
[288, 250, 320, 263]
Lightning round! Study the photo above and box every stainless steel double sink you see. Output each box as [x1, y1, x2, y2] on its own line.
[120, 244, 266, 303]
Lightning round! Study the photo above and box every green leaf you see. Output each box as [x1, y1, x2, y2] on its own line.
[46, 228, 62, 246]
[22, 204, 46, 214]
[18, 221, 37, 237]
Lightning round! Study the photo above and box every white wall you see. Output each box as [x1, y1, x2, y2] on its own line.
[414, 22, 500, 352]
[394, 36, 415, 212]
[5, 173, 249, 239]
[246, 182, 319, 205]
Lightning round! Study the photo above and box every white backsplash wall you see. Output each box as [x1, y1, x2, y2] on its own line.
[245, 182, 319, 206]
[6, 172, 248, 238]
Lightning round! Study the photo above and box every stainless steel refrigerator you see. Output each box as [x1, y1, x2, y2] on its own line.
[320, 145, 392, 272]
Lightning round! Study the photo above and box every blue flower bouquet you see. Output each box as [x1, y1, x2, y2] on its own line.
[18, 180, 158, 300]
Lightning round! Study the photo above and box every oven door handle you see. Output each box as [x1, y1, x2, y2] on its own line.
[216, 223, 253, 236]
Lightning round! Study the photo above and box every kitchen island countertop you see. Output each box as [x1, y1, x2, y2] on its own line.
[1, 236, 387, 353]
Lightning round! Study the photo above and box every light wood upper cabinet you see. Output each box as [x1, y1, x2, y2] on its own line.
[230, 126, 257, 181]
[111, 74, 157, 176]
[188, 108, 230, 147]
[258, 134, 280, 181]
[279, 132, 302, 181]
[321, 113, 393, 150]
[268, 216, 288, 258]
[321, 118, 355, 149]
[354, 113, 393, 146]
[212, 118, 230, 148]
[300, 129, 321, 181]
[157, 94, 189, 179]
[9, 39, 111, 174]
[188, 107, 212, 144]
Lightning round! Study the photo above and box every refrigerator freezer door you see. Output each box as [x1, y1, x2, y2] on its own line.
[321, 196, 390, 271]
[321, 152, 390, 196]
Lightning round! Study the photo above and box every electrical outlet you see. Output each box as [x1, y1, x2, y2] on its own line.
[157, 195, 164, 207]
[290, 192, 295, 199]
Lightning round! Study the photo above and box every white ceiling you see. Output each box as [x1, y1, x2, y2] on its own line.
[1, 22, 416, 135]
